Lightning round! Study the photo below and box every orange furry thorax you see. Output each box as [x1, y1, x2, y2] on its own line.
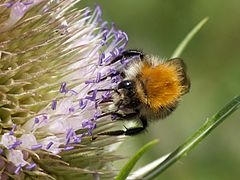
[138, 63, 183, 110]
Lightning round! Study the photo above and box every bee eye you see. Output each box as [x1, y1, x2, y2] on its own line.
[118, 80, 134, 90]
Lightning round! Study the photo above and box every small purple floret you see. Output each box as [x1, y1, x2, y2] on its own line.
[95, 5, 102, 18]
[64, 146, 74, 151]
[87, 129, 93, 136]
[102, 91, 112, 100]
[120, 57, 130, 65]
[73, 135, 82, 144]
[26, 163, 36, 170]
[66, 128, 74, 140]
[0, 148, 3, 155]
[46, 142, 53, 149]
[82, 119, 89, 128]
[119, 32, 128, 51]
[85, 80, 95, 84]
[51, 100, 57, 110]
[14, 164, 22, 175]
[69, 107, 75, 112]
[102, 32, 107, 41]
[66, 138, 71, 145]
[111, 22, 116, 28]
[9, 124, 16, 135]
[114, 48, 120, 57]
[43, 115, 48, 120]
[98, 53, 105, 65]
[101, 21, 108, 29]
[110, 51, 117, 59]
[94, 112, 100, 120]
[31, 144, 42, 150]
[114, 31, 119, 40]
[79, 99, 87, 109]
[95, 72, 102, 83]
[104, 56, 112, 63]
[34, 117, 40, 124]
[3, 2, 15, 8]
[108, 68, 118, 75]
[69, 89, 78, 95]
[82, 119, 96, 129]
[60, 82, 68, 93]
[85, 89, 97, 101]
[8, 141, 22, 150]
[116, 30, 124, 40]
[84, 10, 91, 18]
[95, 101, 98, 109]
[22, 1, 33, 6]
[111, 114, 118, 120]
[111, 75, 121, 83]
[66, 128, 76, 144]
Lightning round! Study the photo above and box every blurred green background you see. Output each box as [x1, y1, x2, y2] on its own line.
[81, 1, 240, 179]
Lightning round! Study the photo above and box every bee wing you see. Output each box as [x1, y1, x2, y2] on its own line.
[167, 58, 191, 94]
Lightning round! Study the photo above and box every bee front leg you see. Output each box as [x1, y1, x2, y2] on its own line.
[111, 112, 138, 120]
[98, 116, 148, 136]
[108, 49, 145, 65]
[97, 112, 137, 121]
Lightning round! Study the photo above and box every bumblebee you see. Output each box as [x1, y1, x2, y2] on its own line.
[97, 49, 190, 136]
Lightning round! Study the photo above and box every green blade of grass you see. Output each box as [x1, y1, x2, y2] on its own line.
[131, 96, 240, 180]
[116, 139, 159, 180]
[127, 153, 170, 179]
[171, 17, 208, 58]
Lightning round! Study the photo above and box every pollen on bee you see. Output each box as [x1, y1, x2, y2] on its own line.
[138, 62, 184, 110]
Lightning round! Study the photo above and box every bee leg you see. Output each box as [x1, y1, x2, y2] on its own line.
[97, 112, 137, 120]
[90, 89, 120, 94]
[122, 49, 145, 58]
[98, 116, 147, 136]
[124, 116, 147, 135]
[88, 89, 114, 94]
[111, 112, 138, 120]
[108, 49, 145, 65]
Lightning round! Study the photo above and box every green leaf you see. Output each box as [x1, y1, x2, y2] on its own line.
[132, 96, 240, 179]
[171, 17, 208, 58]
[116, 139, 159, 180]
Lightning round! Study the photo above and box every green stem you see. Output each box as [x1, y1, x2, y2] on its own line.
[171, 17, 208, 58]
[142, 96, 240, 179]
[116, 139, 158, 180]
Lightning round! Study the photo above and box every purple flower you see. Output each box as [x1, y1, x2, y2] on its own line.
[0, 1, 128, 178]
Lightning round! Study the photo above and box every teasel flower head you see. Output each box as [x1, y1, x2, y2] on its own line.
[0, 0, 128, 179]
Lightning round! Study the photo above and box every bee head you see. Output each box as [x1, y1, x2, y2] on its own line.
[117, 80, 135, 96]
